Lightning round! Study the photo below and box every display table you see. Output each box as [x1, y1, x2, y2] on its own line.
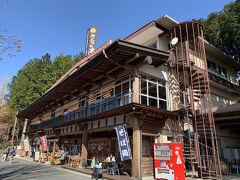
[52, 152, 61, 165]
[68, 156, 81, 167]
[53, 158, 61, 165]
[39, 153, 48, 163]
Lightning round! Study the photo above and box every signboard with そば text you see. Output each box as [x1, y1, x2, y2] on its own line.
[115, 125, 132, 161]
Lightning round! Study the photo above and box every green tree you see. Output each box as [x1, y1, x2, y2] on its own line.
[197, 0, 240, 61]
[7, 52, 85, 112]
[73, 52, 85, 63]
[8, 54, 52, 111]
[49, 54, 75, 83]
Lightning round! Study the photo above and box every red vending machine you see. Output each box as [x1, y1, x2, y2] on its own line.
[153, 143, 185, 180]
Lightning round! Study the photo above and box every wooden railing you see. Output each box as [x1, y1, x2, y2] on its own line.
[30, 93, 132, 132]
[208, 72, 240, 93]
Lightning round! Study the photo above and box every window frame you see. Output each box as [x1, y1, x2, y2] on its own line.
[140, 75, 167, 110]
[147, 40, 158, 49]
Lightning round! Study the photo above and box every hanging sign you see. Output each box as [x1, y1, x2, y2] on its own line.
[24, 139, 30, 151]
[41, 136, 48, 151]
[85, 27, 98, 56]
[115, 125, 132, 161]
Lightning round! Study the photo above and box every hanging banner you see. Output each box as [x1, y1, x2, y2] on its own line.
[115, 125, 132, 161]
[24, 139, 29, 151]
[41, 136, 48, 151]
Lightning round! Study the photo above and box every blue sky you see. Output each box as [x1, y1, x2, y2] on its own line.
[0, 0, 234, 88]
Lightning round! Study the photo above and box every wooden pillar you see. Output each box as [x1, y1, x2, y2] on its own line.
[21, 119, 28, 143]
[52, 141, 56, 155]
[132, 116, 142, 179]
[11, 112, 18, 144]
[27, 137, 32, 157]
[51, 141, 56, 164]
[132, 76, 140, 103]
[80, 124, 88, 167]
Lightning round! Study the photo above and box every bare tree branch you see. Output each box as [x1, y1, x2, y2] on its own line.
[0, 28, 23, 60]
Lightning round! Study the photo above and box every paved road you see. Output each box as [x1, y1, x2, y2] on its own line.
[0, 157, 91, 180]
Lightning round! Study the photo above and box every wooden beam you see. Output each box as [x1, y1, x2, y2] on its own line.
[142, 132, 159, 137]
[124, 53, 140, 64]
[143, 56, 152, 65]
[105, 64, 121, 75]
[89, 72, 115, 83]
[87, 81, 102, 87]
[103, 49, 134, 73]
[103, 73, 116, 80]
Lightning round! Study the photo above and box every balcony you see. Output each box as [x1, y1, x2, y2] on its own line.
[208, 73, 240, 93]
[30, 93, 132, 132]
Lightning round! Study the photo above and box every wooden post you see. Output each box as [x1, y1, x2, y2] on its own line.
[9, 155, 12, 164]
[28, 137, 32, 157]
[52, 141, 56, 155]
[51, 141, 56, 164]
[132, 76, 140, 103]
[11, 112, 18, 144]
[80, 124, 88, 167]
[132, 116, 142, 179]
[21, 119, 28, 143]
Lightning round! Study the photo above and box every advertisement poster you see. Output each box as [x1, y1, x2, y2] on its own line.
[24, 139, 29, 151]
[41, 136, 48, 151]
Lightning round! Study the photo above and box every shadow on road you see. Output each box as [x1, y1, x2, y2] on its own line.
[0, 161, 62, 179]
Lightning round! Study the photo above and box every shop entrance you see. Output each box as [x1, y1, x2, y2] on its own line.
[58, 135, 82, 156]
[88, 139, 117, 161]
[88, 128, 133, 176]
[142, 136, 154, 177]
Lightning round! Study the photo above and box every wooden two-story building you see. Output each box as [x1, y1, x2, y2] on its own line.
[18, 38, 176, 178]
[17, 15, 240, 179]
